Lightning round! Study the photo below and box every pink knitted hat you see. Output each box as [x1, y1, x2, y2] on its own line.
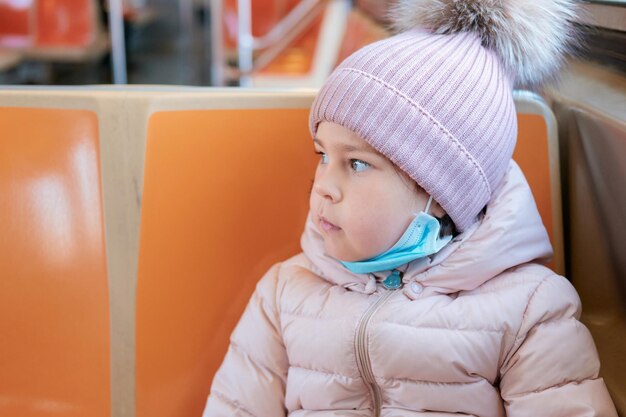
[310, 0, 578, 232]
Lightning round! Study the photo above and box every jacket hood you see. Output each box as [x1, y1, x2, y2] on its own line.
[300, 160, 553, 296]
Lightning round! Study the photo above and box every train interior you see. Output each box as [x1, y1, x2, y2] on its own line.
[0, 0, 625, 416]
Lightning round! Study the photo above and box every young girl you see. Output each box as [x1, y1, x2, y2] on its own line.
[204, 1, 618, 416]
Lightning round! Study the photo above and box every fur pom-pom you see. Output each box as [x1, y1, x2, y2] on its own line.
[389, 0, 580, 88]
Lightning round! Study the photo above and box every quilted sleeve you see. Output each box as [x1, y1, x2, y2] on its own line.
[203, 263, 288, 417]
[499, 274, 618, 417]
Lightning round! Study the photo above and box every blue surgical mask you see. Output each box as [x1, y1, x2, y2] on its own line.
[340, 196, 452, 275]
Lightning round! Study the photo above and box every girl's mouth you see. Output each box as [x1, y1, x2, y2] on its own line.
[319, 215, 341, 232]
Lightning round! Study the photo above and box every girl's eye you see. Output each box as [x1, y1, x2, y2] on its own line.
[351, 159, 370, 172]
[317, 152, 328, 165]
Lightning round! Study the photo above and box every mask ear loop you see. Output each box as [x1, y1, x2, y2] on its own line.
[424, 195, 433, 215]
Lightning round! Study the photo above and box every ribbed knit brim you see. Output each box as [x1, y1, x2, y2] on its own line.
[310, 29, 517, 232]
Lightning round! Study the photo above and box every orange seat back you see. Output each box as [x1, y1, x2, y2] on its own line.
[136, 106, 317, 417]
[0, 107, 110, 417]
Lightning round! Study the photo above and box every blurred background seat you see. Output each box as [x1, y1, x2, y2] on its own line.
[26, 0, 110, 62]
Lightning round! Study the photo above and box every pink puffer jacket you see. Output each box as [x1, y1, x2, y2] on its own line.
[203, 161, 617, 417]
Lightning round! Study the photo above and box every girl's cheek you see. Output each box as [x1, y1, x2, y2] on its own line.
[309, 185, 319, 207]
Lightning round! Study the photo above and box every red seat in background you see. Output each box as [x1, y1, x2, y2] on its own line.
[36, 0, 95, 47]
[0, 0, 33, 48]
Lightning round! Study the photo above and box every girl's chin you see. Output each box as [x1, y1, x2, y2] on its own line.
[323, 242, 361, 263]
[324, 238, 387, 263]
[323, 242, 345, 261]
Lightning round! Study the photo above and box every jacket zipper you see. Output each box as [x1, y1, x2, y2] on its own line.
[355, 287, 397, 417]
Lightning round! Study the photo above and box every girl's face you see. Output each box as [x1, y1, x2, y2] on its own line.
[310, 122, 445, 262]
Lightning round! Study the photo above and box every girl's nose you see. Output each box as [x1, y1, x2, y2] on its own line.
[313, 172, 342, 202]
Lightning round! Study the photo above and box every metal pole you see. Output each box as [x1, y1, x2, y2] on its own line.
[179, 0, 196, 84]
[108, 0, 127, 84]
[209, 0, 224, 86]
[237, 0, 253, 86]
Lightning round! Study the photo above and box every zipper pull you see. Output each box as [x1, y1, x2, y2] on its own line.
[382, 269, 403, 290]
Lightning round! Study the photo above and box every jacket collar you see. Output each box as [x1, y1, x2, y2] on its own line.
[300, 160, 553, 296]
